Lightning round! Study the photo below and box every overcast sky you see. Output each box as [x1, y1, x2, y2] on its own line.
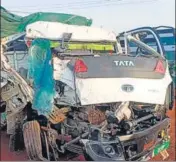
[2, 0, 175, 34]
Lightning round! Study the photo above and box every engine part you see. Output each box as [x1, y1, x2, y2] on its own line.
[115, 102, 131, 123]
[23, 120, 47, 161]
[57, 134, 72, 142]
[123, 114, 155, 130]
[64, 132, 89, 147]
[132, 105, 154, 118]
[59, 132, 89, 153]
[106, 111, 118, 124]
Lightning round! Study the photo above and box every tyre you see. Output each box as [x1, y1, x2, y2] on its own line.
[23, 120, 47, 161]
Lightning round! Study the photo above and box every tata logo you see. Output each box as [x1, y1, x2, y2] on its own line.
[122, 84, 134, 92]
[114, 61, 134, 66]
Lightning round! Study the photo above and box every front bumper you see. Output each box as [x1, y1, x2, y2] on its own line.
[83, 118, 170, 161]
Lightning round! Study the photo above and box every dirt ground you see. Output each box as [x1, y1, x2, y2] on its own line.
[0, 103, 176, 161]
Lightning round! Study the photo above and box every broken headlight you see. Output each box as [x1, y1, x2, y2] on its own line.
[82, 139, 125, 161]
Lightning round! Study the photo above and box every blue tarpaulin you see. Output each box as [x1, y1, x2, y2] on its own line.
[28, 39, 55, 115]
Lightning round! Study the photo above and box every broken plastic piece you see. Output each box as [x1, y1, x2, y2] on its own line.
[48, 107, 70, 124]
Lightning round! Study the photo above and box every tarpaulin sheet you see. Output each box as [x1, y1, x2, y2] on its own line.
[0, 6, 22, 38]
[28, 39, 55, 115]
[1, 6, 92, 38]
[18, 12, 92, 32]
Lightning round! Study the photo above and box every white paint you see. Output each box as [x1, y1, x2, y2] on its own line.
[54, 61, 172, 105]
[53, 57, 172, 106]
[53, 57, 75, 89]
[75, 66, 172, 105]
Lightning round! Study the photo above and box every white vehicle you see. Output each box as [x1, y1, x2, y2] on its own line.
[1, 24, 173, 161]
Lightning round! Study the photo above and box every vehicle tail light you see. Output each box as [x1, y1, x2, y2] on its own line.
[154, 60, 165, 74]
[74, 59, 88, 73]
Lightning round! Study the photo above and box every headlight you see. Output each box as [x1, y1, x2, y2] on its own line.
[82, 140, 125, 161]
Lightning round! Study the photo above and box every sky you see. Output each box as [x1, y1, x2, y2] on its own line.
[2, 0, 175, 34]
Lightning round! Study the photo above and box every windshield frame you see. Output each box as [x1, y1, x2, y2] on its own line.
[116, 27, 166, 59]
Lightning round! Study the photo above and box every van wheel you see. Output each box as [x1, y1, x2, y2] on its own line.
[23, 120, 47, 161]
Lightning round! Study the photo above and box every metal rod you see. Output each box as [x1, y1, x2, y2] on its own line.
[64, 132, 89, 147]
[124, 114, 155, 130]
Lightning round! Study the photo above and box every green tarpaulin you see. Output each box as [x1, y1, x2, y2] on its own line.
[18, 12, 92, 32]
[1, 6, 22, 38]
[1, 6, 92, 38]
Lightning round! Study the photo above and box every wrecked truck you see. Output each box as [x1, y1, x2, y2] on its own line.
[0, 23, 173, 161]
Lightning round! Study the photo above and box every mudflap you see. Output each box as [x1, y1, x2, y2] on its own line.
[23, 120, 47, 161]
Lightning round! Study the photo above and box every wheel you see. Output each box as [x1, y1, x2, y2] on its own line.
[23, 120, 47, 161]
